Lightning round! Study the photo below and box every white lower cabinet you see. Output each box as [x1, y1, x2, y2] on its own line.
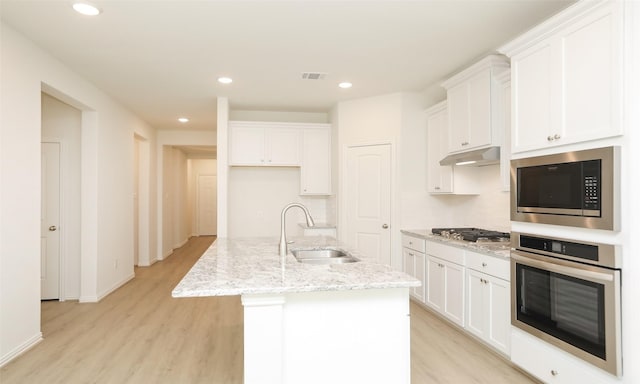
[403, 248, 425, 302]
[511, 328, 614, 384]
[402, 235, 513, 357]
[466, 269, 510, 355]
[425, 251, 465, 328]
[401, 234, 426, 302]
[465, 251, 510, 355]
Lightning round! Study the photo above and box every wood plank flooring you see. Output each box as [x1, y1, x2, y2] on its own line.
[1, 236, 537, 384]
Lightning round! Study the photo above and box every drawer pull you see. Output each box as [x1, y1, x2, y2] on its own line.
[551, 370, 558, 376]
[482, 262, 487, 267]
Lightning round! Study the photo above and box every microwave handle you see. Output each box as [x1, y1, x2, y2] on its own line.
[511, 251, 615, 283]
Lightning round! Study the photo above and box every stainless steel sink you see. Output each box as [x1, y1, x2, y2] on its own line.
[291, 248, 360, 264]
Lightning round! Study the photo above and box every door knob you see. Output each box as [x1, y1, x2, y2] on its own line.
[382, 224, 389, 229]
[49, 225, 57, 231]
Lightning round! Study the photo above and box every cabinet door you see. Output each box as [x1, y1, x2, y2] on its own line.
[466, 269, 486, 339]
[446, 83, 470, 153]
[229, 125, 265, 165]
[467, 71, 492, 149]
[511, 41, 554, 153]
[414, 252, 426, 303]
[443, 260, 465, 327]
[561, 4, 622, 144]
[486, 274, 510, 354]
[300, 127, 331, 195]
[266, 127, 300, 165]
[426, 256, 444, 311]
[426, 104, 453, 193]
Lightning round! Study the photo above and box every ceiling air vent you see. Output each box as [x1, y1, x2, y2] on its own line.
[301, 72, 327, 80]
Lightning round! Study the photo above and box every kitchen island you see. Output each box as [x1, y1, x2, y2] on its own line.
[172, 236, 420, 384]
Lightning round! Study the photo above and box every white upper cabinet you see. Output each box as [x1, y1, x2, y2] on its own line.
[300, 126, 332, 195]
[229, 121, 300, 166]
[425, 101, 479, 195]
[426, 101, 453, 193]
[441, 55, 510, 154]
[500, 1, 623, 154]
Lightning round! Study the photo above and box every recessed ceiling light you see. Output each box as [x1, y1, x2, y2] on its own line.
[218, 77, 233, 84]
[178, 117, 189, 123]
[338, 82, 353, 89]
[72, 2, 101, 16]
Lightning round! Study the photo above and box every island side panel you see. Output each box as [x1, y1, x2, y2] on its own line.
[242, 287, 411, 384]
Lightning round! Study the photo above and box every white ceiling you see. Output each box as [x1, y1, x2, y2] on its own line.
[1, 1, 574, 132]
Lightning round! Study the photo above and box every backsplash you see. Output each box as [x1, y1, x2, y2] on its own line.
[401, 164, 510, 232]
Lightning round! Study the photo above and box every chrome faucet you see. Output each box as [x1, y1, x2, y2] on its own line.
[279, 203, 315, 259]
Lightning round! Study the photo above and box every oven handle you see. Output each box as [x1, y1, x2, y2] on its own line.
[511, 251, 615, 283]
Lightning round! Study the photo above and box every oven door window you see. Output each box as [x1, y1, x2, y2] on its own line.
[516, 263, 606, 359]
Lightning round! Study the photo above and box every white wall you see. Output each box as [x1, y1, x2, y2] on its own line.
[335, 92, 426, 270]
[1, 22, 157, 365]
[41, 93, 82, 299]
[228, 167, 328, 238]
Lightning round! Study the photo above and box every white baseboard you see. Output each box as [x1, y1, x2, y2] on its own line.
[79, 273, 135, 303]
[172, 237, 189, 250]
[0, 332, 43, 368]
[96, 273, 135, 302]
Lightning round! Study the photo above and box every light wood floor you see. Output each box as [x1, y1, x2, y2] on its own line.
[1, 236, 537, 384]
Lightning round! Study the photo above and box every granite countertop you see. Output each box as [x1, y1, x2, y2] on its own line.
[172, 236, 420, 298]
[400, 229, 512, 259]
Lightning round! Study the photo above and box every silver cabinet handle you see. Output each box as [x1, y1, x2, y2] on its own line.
[461, 142, 469, 146]
[482, 262, 487, 267]
[554, 134, 561, 140]
[49, 225, 57, 231]
[382, 224, 389, 229]
[551, 370, 558, 376]
[547, 135, 554, 141]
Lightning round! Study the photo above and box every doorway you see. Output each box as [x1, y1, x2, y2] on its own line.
[344, 144, 392, 265]
[41, 92, 82, 300]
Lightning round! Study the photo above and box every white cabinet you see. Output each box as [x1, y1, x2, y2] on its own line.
[425, 102, 478, 195]
[441, 55, 510, 154]
[465, 251, 510, 356]
[300, 126, 331, 195]
[401, 234, 426, 302]
[229, 121, 300, 166]
[501, 1, 623, 154]
[511, 328, 614, 384]
[425, 241, 465, 327]
[496, 71, 511, 192]
[425, 101, 452, 193]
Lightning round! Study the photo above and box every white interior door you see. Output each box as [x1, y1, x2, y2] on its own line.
[345, 144, 391, 265]
[41, 142, 61, 300]
[197, 174, 217, 236]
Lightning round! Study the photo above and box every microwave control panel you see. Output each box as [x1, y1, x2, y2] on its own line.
[583, 160, 601, 211]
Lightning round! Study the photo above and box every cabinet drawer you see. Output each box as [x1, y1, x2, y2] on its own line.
[426, 240, 465, 265]
[402, 235, 426, 253]
[466, 251, 510, 281]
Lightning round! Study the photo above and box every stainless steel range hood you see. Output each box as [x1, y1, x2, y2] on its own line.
[439, 146, 500, 166]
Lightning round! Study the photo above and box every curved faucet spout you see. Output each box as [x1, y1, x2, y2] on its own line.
[279, 203, 315, 259]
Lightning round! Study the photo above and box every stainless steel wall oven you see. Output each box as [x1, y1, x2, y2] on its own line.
[511, 146, 620, 230]
[511, 232, 622, 376]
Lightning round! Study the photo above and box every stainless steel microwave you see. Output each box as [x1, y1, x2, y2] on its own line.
[510, 146, 620, 230]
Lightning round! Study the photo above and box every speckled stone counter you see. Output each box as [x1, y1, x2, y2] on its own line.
[400, 229, 512, 258]
[172, 236, 420, 298]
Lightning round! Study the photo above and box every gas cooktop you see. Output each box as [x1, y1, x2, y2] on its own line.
[431, 227, 510, 242]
